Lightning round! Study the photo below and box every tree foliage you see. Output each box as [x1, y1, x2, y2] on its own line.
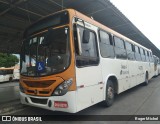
[0, 53, 19, 67]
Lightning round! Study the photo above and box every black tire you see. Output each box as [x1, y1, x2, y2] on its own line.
[144, 73, 149, 86]
[9, 77, 13, 82]
[103, 80, 115, 107]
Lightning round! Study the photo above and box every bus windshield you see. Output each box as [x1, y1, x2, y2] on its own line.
[21, 26, 70, 77]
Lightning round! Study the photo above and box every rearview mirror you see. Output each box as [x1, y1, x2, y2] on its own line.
[83, 29, 90, 43]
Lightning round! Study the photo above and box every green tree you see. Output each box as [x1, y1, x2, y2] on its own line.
[0, 53, 19, 67]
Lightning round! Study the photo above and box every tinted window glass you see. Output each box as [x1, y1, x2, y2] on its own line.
[125, 41, 135, 60]
[149, 52, 153, 62]
[99, 30, 115, 58]
[25, 11, 69, 37]
[125, 41, 132, 51]
[114, 37, 125, 49]
[0, 70, 4, 75]
[135, 46, 141, 61]
[114, 36, 127, 59]
[76, 26, 99, 67]
[21, 27, 70, 76]
[140, 48, 146, 61]
[145, 50, 149, 62]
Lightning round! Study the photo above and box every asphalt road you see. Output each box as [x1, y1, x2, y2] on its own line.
[0, 81, 19, 104]
[2, 76, 160, 124]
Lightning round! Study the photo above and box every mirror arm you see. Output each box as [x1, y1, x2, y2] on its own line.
[75, 18, 86, 30]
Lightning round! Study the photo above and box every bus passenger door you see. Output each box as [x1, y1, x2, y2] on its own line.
[128, 60, 137, 88]
[74, 25, 103, 112]
[119, 60, 130, 91]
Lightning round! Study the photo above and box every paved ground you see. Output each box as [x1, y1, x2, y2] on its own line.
[0, 81, 19, 104]
[0, 76, 160, 124]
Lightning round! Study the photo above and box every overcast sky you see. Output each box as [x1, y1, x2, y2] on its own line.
[110, 0, 160, 50]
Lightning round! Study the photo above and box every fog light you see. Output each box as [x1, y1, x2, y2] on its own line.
[48, 100, 52, 107]
[25, 97, 29, 103]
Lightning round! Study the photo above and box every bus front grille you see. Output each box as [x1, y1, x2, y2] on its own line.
[23, 80, 55, 88]
[26, 89, 50, 95]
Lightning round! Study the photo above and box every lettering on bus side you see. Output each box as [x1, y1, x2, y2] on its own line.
[121, 65, 127, 69]
[120, 70, 129, 75]
[138, 66, 143, 70]
[120, 64, 129, 75]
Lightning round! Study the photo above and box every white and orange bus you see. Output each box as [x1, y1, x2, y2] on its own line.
[20, 9, 155, 113]
[0, 67, 19, 82]
[0, 67, 14, 82]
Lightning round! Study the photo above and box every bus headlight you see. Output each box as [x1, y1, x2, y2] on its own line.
[19, 83, 25, 93]
[52, 78, 73, 96]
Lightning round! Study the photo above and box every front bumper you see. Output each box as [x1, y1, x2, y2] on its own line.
[20, 91, 77, 113]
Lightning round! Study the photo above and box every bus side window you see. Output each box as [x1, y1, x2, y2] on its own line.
[145, 51, 150, 62]
[73, 24, 79, 55]
[125, 41, 135, 60]
[135, 46, 141, 61]
[99, 30, 115, 58]
[140, 48, 146, 62]
[76, 26, 99, 67]
[149, 52, 153, 62]
[0, 70, 3, 75]
[114, 36, 127, 59]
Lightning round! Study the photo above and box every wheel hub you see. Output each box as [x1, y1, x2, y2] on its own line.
[108, 86, 113, 99]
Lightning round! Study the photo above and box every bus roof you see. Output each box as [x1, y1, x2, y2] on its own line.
[67, 9, 152, 52]
[0, 67, 14, 70]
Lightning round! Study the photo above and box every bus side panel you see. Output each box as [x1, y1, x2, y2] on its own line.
[139, 62, 145, 84]
[101, 58, 129, 94]
[0, 75, 4, 82]
[128, 60, 138, 88]
[150, 63, 155, 78]
[75, 66, 103, 112]
[144, 62, 152, 80]
[4, 74, 10, 81]
[147, 62, 151, 79]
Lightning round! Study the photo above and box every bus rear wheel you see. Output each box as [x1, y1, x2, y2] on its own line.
[103, 80, 115, 107]
[9, 77, 13, 82]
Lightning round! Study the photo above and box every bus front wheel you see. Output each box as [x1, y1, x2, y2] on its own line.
[144, 73, 149, 86]
[103, 80, 115, 107]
